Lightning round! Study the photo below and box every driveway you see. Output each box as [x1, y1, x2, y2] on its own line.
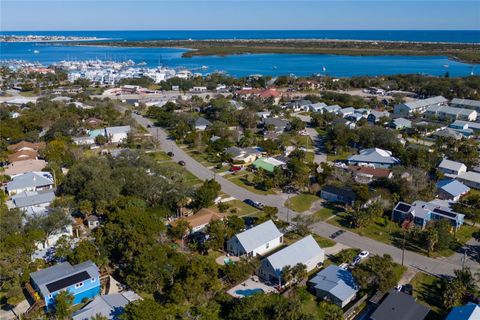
[130, 111, 479, 276]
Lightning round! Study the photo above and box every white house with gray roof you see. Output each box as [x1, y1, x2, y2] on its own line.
[438, 159, 467, 177]
[457, 171, 480, 190]
[425, 105, 477, 122]
[227, 220, 283, 257]
[390, 118, 412, 130]
[348, 148, 400, 168]
[394, 96, 447, 115]
[308, 265, 358, 308]
[9, 190, 56, 215]
[194, 117, 212, 131]
[450, 98, 480, 112]
[6, 171, 54, 195]
[258, 235, 324, 284]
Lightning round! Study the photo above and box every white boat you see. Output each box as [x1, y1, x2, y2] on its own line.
[33, 50, 40, 54]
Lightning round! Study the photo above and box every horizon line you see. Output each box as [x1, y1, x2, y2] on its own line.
[2, 29, 480, 32]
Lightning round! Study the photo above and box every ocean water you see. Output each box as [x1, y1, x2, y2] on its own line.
[1, 30, 478, 77]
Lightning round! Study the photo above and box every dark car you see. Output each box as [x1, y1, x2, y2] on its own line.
[167, 152, 174, 157]
[147, 124, 152, 128]
[402, 284, 413, 295]
[330, 230, 345, 239]
[244, 199, 256, 207]
[178, 160, 186, 166]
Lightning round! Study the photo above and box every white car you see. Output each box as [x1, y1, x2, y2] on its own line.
[357, 250, 370, 260]
[299, 130, 309, 136]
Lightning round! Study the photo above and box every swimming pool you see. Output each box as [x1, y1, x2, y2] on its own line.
[235, 288, 264, 297]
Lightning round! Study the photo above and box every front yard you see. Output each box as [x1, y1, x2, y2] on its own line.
[326, 150, 354, 162]
[285, 194, 319, 212]
[409, 272, 445, 319]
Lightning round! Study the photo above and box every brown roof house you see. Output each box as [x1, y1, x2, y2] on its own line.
[170, 208, 227, 234]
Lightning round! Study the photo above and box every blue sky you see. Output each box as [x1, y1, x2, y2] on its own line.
[1, 1, 479, 31]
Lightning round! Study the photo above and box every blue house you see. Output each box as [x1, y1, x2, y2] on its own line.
[446, 302, 480, 320]
[308, 265, 358, 308]
[392, 201, 464, 230]
[30, 260, 101, 310]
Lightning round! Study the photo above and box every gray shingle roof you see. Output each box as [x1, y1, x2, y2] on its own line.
[30, 261, 99, 297]
[451, 98, 480, 109]
[6, 172, 54, 191]
[401, 96, 447, 111]
[194, 117, 212, 127]
[72, 294, 130, 320]
[309, 265, 358, 303]
[233, 220, 283, 253]
[348, 148, 399, 165]
[264, 235, 324, 271]
[12, 190, 55, 208]
[371, 290, 430, 320]
[105, 126, 131, 135]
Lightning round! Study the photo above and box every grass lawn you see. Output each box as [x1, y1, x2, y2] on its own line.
[285, 194, 319, 212]
[296, 135, 314, 148]
[185, 148, 219, 167]
[315, 128, 328, 137]
[313, 207, 335, 221]
[326, 150, 353, 162]
[306, 151, 315, 163]
[150, 151, 171, 161]
[285, 231, 335, 248]
[222, 199, 260, 216]
[228, 175, 277, 195]
[409, 272, 445, 319]
[157, 161, 203, 186]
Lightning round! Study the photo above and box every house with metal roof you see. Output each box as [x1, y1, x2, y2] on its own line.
[445, 302, 480, 320]
[456, 171, 480, 190]
[347, 148, 400, 168]
[193, 117, 212, 131]
[30, 260, 100, 310]
[227, 220, 283, 257]
[252, 157, 286, 173]
[390, 118, 412, 130]
[320, 185, 357, 206]
[394, 96, 447, 115]
[5, 171, 54, 195]
[370, 290, 430, 320]
[449, 120, 480, 137]
[368, 110, 390, 123]
[258, 235, 324, 285]
[438, 159, 467, 177]
[9, 190, 56, 215]
[437, 179, 470, 202]
[308, 264, 358, 308]
[425, 105, 477, 122]
[392, 200, 464, 230]
[72, 291, 142, 320]
[309, 102, 328, 113]
[224, 146, 263, 165]
[450, 98, 480, 112]
[339, 107, 355, 117]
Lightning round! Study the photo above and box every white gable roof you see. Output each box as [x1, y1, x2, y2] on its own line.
[234, 220, 282, 253]
[265, 235, 324, 271]
[438, 159, 466, 172]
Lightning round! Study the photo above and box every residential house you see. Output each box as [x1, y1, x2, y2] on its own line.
[339, 107, 356, 118]
[4, 159, 48, 175]
[367, 110, 390, 123]
[433, 128, 464, 140]
[8, 150, 38, 162]
[438, 159, 467, 177]
[194, 117, 212, 131]
[87, 215, 100, 230]
[370, 290, 430, 320]
[72, 292, 141, 320]
[170, 208, 227, 234]
[224, 146, 263, 165]
[450, 98, 480, 112]
[252, 157, 286, 173]
[425, 105, 477, 122]
[285, 99, 312, 112]
[347, 148, 400, 168]
[445, 302, 480, 320]
[456, 171, 480, 190]
[87, 126, 132, 144]
[309, 102, 328, 113]
[449, 120, 480, 137]
[437, 179, 470, 202]
[30, 260, 101, 310]
[258, 235, 324, 285]
[390, 118, 412, 130]
[323, 105, 342, 114]
[226, 220, 283, 257]
[320, 185, 357, 206]
[308, 265, 358, 308]
[263, 117, 289, 133]
[348, 166, 392, 184]
[9, 190, 56, 215]
[391, 200, 464, 230]
[345, 112, 366, 122]
[5, 171, 54, 195]
[394, 96, 447, 115]
[7, 141, 46, 153]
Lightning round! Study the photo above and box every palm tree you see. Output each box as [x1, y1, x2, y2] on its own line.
[281, 265, 293, 287]
[291, 263, 308, 286]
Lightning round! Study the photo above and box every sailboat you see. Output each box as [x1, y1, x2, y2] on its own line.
[33, 50, 40, 54]
[322, 66, 326, 72]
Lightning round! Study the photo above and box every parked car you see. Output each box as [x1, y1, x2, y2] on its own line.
[243, 199, 263, 210]
[147, 124, 152, 128]
[357, 250, 370, 260]
[230, 166, 242, 172]
[402, 284, 413, 295]
[329, 230, 345, 239]
[178, 160, 186, 166]
[167, 152, 174, 157]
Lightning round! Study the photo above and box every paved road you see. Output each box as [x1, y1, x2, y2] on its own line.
[131, 112, 479, 276]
